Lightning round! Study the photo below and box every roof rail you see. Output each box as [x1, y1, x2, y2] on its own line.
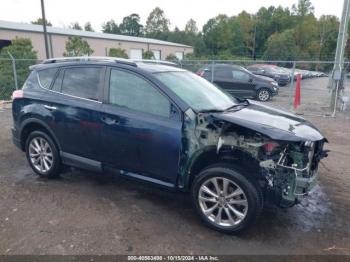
[133, 59, 178, 66]
[42, 56, 137, 67]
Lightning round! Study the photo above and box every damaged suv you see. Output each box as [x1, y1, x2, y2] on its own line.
[12, 57, 328, 234]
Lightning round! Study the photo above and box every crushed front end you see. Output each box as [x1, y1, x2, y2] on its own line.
[259, 140, 328, 207]
[180, 107, 329, 208]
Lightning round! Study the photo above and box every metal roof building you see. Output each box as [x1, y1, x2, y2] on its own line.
[0, 20, 193, 60]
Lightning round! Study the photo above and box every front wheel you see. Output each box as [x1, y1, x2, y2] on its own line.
[256, 88, 271, 102]
[192, 164, 263, 234]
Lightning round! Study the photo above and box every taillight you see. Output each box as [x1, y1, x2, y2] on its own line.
[12, 90, 23, 100]
[263, 142, 280, 155]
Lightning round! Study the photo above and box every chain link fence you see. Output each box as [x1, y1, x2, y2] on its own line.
[1, 58, 349, 116]
[0, 58, 41, 101]
[178, 60, 350, 116]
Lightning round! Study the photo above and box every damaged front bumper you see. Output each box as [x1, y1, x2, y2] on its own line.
[269, 166, 319, 207]
[261, 141, 328, 207]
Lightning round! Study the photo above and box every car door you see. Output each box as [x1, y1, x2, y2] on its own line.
[213, 67, 239, 96]
[231, 70, 256, 98]
[46, 66, 105, 161]
[100, 67, 182, 185]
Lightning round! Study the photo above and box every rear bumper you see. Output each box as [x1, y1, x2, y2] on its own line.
[11, 127, 22, 150]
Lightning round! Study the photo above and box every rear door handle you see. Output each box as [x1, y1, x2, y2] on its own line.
[44, 105, 57, 111]
[101, 116, 119, 125]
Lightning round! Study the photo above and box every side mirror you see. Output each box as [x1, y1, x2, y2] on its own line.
[249, 77, 254, 83]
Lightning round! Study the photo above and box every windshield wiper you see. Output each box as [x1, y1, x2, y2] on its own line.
[198, 109, 225, 113]
[225, 99, 250, 111]
[198, 99, 250, 114]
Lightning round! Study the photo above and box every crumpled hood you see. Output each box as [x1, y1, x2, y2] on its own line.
[212, 101, 325, 142]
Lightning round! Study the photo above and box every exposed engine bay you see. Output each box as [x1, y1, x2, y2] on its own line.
[181, 109, 329, 207]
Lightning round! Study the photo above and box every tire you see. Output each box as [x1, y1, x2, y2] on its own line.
[256, 88, 271, 102]
[192, 164, 263, 234]
[25, 130, 62, 178]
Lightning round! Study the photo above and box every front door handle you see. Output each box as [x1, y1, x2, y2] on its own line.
[101, 116, 119, 125]
[44, 105, 57, 111]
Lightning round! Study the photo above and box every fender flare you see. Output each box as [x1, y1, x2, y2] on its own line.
[19, 117, 61, 151]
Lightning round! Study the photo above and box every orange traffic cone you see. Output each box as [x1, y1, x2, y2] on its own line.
[294, 74, 301, 109]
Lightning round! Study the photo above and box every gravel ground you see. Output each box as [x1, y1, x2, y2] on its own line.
[0, 78, 350, 255]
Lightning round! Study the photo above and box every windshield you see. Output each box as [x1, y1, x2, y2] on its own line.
[154, 71, 237, 112]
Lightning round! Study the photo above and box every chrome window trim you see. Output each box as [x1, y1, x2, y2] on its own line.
[36, 69, 58, 90]
[36, 71, 102, 104]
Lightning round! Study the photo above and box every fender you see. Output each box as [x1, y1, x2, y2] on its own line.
[19, 117, 62, 151]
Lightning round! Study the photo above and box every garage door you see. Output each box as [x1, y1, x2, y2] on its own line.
[130, 49, 143, 60]
[175, 52, 184, 60]
[152, 50, 161, 60]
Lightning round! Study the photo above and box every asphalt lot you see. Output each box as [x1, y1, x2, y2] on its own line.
[0, 77, 350, 255]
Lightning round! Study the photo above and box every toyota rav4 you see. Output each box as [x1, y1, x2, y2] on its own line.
[11, 57, 328, 234]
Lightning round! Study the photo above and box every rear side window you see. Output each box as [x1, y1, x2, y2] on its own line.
[109, 69, 170, 118]
[215, 68, 233, 80]
[61, 67, 102, 101]
[37, 68, 58, 89]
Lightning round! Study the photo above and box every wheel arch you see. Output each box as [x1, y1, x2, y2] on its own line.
[19, 118, 61, 152]
[185, 146, 262, 190]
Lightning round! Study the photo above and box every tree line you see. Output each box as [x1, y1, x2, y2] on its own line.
[31, 0, 347, 61]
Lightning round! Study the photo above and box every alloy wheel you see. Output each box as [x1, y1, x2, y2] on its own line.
[28, 137, 54, 173]
[258, 90, 270, 101]
[198, 177, 248, 227]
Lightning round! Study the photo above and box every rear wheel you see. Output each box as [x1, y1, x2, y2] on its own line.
[256, 88, 271, 102]
[192, 164, 262, 234]
[25, 131, 62, 178]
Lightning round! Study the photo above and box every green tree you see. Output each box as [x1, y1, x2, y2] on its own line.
[202, 15, 230, 55]
[202, 15, 245, 57]
[263, 29, 298, 61]
[31, 18, 52, 26]
[102, 20, 121, 34]
[292, 0, 314, 16]
[142, 50, 154, 59]
[145, 7, 170, 38]
[237, 11, 255, 57]
[316, 15, 339, 61]
[70, 22, 83, 30]
[185, 19, 198, 34]
[120, 14, 143, 36]
[0, 37, 37, 100]
[84, 22, 94, 32]
[63, 36, 93, 56]
[108, 48, 128, 58]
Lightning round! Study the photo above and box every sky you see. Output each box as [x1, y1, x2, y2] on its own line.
[0, 0, 345, 32]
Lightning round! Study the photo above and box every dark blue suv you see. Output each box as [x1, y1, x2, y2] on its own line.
[12, 57, 328, 234]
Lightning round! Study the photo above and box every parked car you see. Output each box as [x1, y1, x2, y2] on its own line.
[247, 64, 291, 86]
[197, 64, 279, 102]
[12, 57, 328, 234]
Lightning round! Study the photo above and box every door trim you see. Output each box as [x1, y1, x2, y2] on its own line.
[61, 151, 102, 172]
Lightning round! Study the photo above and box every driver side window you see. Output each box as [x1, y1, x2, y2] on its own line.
[109, 69, 171, 118]
[232, 70, 250, 82]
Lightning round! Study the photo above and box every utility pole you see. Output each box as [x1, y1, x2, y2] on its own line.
[330, 0, 350, 114]
[252, 24, 257, 60]
[40, 0, 50, 59]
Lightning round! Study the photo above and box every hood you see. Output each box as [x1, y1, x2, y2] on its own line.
[212, 101, 325, 142]
[254, 74, 275, 83]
